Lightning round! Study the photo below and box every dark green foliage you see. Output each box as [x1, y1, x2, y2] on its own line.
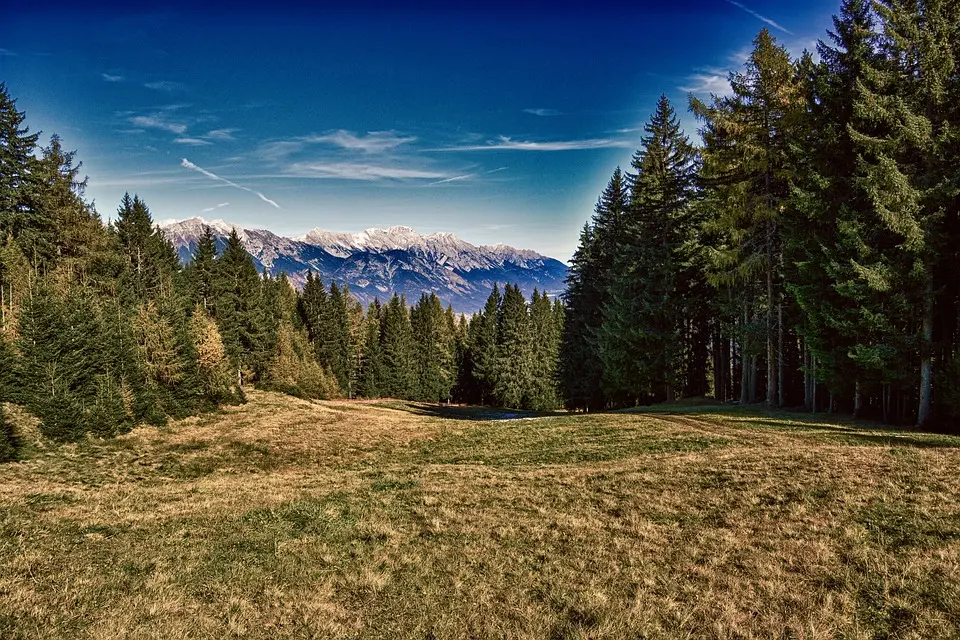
[0, 405, 17, 462]
[598, 95, 702, 406]
[470, 285, 501, 405]
[528, 290, 562, 410]
[489, 285, 529, 409]
[0, 82, 54, 268]
[380, 294, 416, 399]
[358, 301, 384, 399]
[185, 224, 218, 311]
[16, 286, 135, 440]
[560, 168, 629, 411]
[113, 193, 180, 301]
[410, 292, 454, 403]
[325, 282, 353, 393]
[214, 229, 268, 383]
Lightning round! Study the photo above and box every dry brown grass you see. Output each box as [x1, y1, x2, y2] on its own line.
[2, 391, 960, 639]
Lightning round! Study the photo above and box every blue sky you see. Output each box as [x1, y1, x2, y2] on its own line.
[3, 1, 840, 259]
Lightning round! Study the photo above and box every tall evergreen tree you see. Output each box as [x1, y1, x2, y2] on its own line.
[0, 82, 52, 267]
[411, 292, 455, 403]
[358, 300, 384, 399]
[380, 294, 416, 399]
[213, 228, 267, 384]
[599, 95, 701, 405]
[113, 193, 180, 301]
[528, 289, 562, 410]
[494, 284, 532, 408]
[692, 29, 804, 408]
[471, 285, 501, 404]
[847, 0, 960, 425]
[185, 225, 219, 311]
[325, 282, 353, 394]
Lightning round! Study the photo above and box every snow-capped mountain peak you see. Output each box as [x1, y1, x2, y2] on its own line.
[160, 219, 567, 313]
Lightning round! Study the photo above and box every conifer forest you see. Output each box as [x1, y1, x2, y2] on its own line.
[2, 0, 960, 467]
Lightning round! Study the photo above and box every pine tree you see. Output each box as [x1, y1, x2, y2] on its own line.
[325, 282, 353, 394]
[213, 228, 267, 385]
[185, 225, 218, 311]
[528, 289, 561, 410]
[190, 304, 235, 405]
[380, 294, 416, 399]
[788, 0, 884, 414]
[471, 285, 501, 404]
[411, 292, 455, 403]
[494, 284, 532, 408]
[692, 29, 804, 408]
[560, 169, 630, 411]
[358, 300, 384, 398]
[0, 82, 51, 267]
[847, 0, 960, 425]
[599, 95, 701, 405]
[113, 193, 180, 301]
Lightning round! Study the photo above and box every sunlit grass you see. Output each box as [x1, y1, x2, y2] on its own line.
[1, 390, 959, 638]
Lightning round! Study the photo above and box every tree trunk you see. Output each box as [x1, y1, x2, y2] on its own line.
[811, 354, 817, 413]
[766, 228, 776, 407]
[740, 306, 749, 405]
[777, 301, 785, 408]
[917, 271, 934, 427]
[749, 355, 758, 404]
[854, 378, 861, 418]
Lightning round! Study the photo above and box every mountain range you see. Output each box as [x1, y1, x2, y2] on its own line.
[159, 218, 568, 313]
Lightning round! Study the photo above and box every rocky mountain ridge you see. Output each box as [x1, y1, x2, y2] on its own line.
[159, 217, 568, 313]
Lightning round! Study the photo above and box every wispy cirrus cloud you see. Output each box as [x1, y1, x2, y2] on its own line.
[101, 73, 124, 82]
[523, 108, 561, 116]
[306, 130, 417, 153]
[130, 115, 188, 134]
[174, 137, 213, 146]
[426, 173, 475, 186]
[145, 80, 186, 92]
[680, 70, 734, 95]
[426, 165, 509, 186]
[201, 202, 230, 213]
[0, 49, 17, 57]
[726, 0, 793, 35]
[285, 161, 446, 181]
[181, 158, 280, 208]
[205, 128, 238, 141]
[438, 136, 632, 152]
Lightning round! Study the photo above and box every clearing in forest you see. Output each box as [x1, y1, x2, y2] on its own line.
[1, 391, 959, 638]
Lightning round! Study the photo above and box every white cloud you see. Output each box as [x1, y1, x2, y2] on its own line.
[438, 136, 633, 152]
[145, 80, 185, 92]
[286, 161, 446, 181]
[205, 128, 237, 141]
[680, 70, 733, 96]
[726, 0, 793, 35]
[305, 130, 416, 153]
[130, 115, 187, 134]
[0, 49, 17, 57]
[201, 202, 230, 213]
[174, 137, 213, 146]
[426, 174, 475, 186]
[101, 73, 124, 82]
[523, 108, 561, 116]
[181, 158, 280, 208]
[257, 140, 303, 162]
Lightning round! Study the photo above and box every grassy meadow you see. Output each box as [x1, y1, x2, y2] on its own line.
[2, 391, 960, 639]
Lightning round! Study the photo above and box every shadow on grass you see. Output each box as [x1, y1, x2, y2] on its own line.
[373, 401, 566, 421]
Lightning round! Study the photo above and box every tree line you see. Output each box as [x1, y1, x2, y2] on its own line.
[0, 82, 565, 460]
[561, 0, 960, 428]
